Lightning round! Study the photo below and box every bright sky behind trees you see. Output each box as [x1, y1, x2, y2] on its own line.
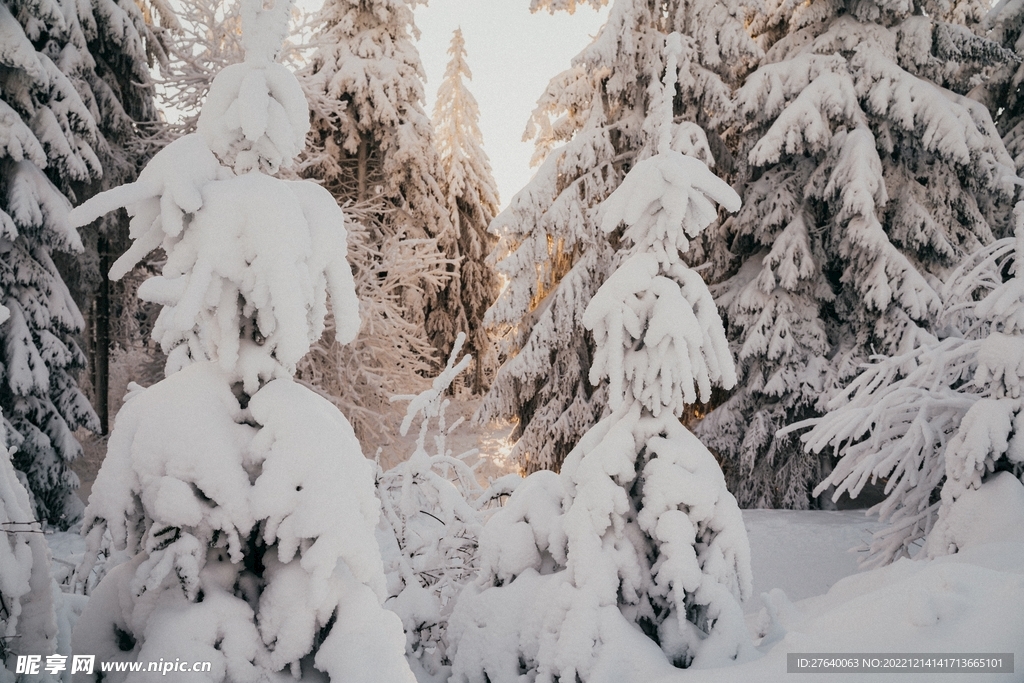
[414, 1, 609, 206]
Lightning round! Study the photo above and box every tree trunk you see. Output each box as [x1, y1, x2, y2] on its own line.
[356, 134, 368, 202]
[94, 235, 110, 434]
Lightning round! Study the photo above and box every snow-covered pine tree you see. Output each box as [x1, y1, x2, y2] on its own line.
[53, 0, 166, 436]
[432, 29, 501, 394]
[0, 431, 61, 682]
[0, 297, 60, 680]
[67, 2, 413, 679]
[479, 0, 761, 473]
[0, 0, 114, 526]
[795, 203, 1024, 566]
[450, 149, 753, 681]
[976, 0, 1024, 172]
[696, 0, 1018, 509]
[149, 0, 446, 444]
[302, 0, 464, 361]
[289, 0, 457, 442]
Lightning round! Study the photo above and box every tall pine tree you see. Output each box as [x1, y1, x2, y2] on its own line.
[976, 0, 1024, 172]
[697, 0, 1017, 509]
[0, 0, 156, 525]
[303, 0, 463, 358]
[291, 0, 471, 444]
[432, 28, 501, 394]
[479, 0, 760, 472]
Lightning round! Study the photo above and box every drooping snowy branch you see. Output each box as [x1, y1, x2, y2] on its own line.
[699, 0, 1017, 509]
[798, 204, 1024, 566]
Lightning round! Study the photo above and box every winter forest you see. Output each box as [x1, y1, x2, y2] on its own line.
[1, 0, 1023, 679]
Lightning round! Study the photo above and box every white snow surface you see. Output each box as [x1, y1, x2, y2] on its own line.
[46, 477, 1024, 682]
[451, 475, 1024, 683]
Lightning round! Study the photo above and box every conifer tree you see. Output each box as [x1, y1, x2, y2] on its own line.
[796, 204, 1024, 566]
[302, 0, 463, 359]
[696, 0, 1017, 509]
[68, 2, 414, 678]
[432, 29, 501, 393]
[976, 0, 1024, 172]
[479, 0, 760, 472]
[0, 0, 159, 524]
[60, 0, 165, 436]
[154, 0, 451, 442]
[284, 0, 468, 442]
[450, 149, 753, 680]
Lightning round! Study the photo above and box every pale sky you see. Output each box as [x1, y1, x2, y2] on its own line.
[413, 2, 609, 208]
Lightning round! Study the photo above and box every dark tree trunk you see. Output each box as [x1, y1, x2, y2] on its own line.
[357, 134, 368, 202]
[94, 235, 110, 434]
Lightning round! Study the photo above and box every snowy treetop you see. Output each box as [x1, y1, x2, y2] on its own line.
[70, 134, 360, 394]
[191, 0, 309, 174]
[240, 0, 292, 64]
[68, 11, 360, 394]
[600, 152, 741, 263]
[585, 152, 739, 417]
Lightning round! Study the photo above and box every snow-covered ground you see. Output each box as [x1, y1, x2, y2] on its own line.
[52, 493, 1022, 682]
[742, 509, 884, 613]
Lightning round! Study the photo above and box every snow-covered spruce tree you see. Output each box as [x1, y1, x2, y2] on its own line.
[295, 0, 456, 443]
[377, 332, 485, 682]
[53, 0, 166, 436]
[151, 0, 447, 444]
[479, 0, 761, 473]
[0, 299, 60, 681]
[794, 203, 1024, 566]
[432, 29, 501, 394]
[450, 152, 753, 681]
[976, 0, 1024, 173]
[696, 0, 1018, 509]
[66, 2, 414, 680]
[0, 0, 111, 526]
[302, 0, 463, 361]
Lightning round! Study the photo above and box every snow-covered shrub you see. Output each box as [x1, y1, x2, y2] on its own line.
[377, 333, 486, 681]
[798, 203, 1024, 566]
[449, 150, 753, 681]
[66, 2, 413, 680]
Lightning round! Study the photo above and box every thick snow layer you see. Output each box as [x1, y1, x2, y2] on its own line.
[742, 510, 884, 612]
[49, 490, 1024, 682]
[69, 135, 360, 395]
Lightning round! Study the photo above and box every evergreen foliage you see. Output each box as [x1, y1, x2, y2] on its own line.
[0, 378, 60, 680]
[796, 204, 1024, 566]
[432, 29, 501, 393]
[0, 0, 162, 524]
[479, 0, 760, 473]
[302, 0, 464, 360]
[697, 0, 1018, 509]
